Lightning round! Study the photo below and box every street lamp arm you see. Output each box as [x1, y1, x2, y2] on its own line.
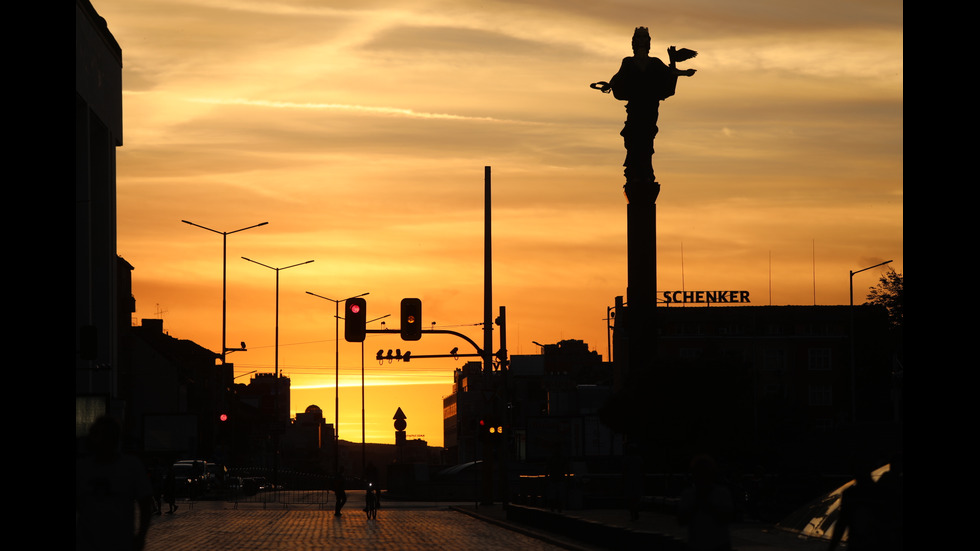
[282, 259, 315, 270]
[306, 291, 369, 303]
[306, 291, 335, 303]
[227, 221, 269, 234]
[850, 259, 893, 277]
[244, 257, 314, 271]
[242, 256, 275, 270]
[183, 220, 269, 235]
[183, 219, 268, 367]
[182, 219, 223, 234]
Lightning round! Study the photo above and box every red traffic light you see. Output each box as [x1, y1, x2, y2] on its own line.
[345, 297, 367, 342]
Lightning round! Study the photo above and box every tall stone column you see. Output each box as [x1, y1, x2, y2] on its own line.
[624, 181, 659, 374]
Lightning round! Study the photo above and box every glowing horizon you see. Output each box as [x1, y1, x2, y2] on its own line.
[96, 0, 903, 448]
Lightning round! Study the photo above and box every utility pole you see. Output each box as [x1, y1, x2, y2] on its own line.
[484, 166, 493, 374]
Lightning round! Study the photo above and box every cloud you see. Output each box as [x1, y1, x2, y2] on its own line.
[187, 96, 531, 123]
[97, 0, 902, 446]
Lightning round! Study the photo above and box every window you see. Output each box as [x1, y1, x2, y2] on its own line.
[763, 383, 785, 398]
[762, 349, 786, 371]
[680, 348, 701, 361]
[808, 348, 832, 371]
[808, 384, 833, 406]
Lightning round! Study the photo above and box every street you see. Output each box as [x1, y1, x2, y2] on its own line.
[143, 497, 570, 551]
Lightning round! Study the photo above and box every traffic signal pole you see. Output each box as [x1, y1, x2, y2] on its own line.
[484, 166, 493, 374]
[365, 328, 484, 356]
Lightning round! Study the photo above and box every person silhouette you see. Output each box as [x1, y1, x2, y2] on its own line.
[364, 482, 378, 520]
[874, 455, 903, 550]
[827, 454, 892, 551]
[147, 458, 164, 515]
[76, 415, 154, 551]
[594, 26, 696, 186]
[332, 467, 347, 517]
[163, 463, 177, 514]
[677, 454, 734, 551]
[365, 461, 379, 488]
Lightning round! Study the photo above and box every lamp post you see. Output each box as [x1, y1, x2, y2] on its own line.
[306, 291, 369, 474]
[181, 220, 268, 365]
[243, 257, 314, 483]
[362, 314, 390, 477]
[849, 259, 892, 423]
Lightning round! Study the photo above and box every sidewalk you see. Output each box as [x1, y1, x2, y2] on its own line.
[452, 502, 831, 551]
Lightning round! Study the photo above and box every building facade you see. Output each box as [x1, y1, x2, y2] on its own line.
[76, 0, 125, 437]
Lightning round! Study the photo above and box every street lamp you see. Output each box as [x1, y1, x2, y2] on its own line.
[849, 259, 892, 423]
[244, 258, 315, 380]
[181, 220, 268, 365]
[306, 291, 369, 474]
[363, 314, 390, 476]
[243, 257, 314, 483]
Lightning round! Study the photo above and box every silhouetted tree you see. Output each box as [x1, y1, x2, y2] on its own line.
[865, 269, 903, 329]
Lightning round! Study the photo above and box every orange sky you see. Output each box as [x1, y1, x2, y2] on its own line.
[94, 0, 903, 448]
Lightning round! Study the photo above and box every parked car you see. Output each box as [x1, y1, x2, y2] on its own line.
[172, 459, 208, 498]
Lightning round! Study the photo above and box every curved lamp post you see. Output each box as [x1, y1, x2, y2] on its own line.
[362, 314, 390, 475]
[244, 257, 314, 483]
[181, 220, 268, 365]
[306, 291, 368, 474]
[849, 259, 892, 423]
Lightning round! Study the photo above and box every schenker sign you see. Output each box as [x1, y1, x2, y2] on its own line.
[662, 290, 751, 304]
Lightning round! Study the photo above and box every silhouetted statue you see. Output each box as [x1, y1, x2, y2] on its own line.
[592, 27, 696, 188]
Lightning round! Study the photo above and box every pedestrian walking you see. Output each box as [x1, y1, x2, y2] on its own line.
[332, 467, 347, 517]
[148, 459, 164, 515]
[164, 464, 178, 514]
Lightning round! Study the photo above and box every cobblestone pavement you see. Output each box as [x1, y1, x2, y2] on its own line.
[143, 503, 569, 551]
[140, 493, 834, 551]
[454, 503, 831, 551]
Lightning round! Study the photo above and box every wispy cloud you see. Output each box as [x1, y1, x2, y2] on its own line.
[96, 0, 903, 447]
[188, 96, 540, 124]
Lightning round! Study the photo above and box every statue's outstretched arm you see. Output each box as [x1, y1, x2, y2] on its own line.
[668, 46, 697, 77]
[590, 81, 612, 93]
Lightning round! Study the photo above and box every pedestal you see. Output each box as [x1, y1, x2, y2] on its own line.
[623, 180, 659, 377]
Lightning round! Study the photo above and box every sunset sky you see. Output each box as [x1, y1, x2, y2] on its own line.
[93, 0, 903, 447]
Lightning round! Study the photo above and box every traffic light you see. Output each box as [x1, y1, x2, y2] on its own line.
[345, 297, 367, 342]
[400, 298, 422, 341]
